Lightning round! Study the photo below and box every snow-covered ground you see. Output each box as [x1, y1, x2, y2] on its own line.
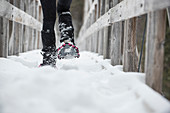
[0, 50, 169, 113]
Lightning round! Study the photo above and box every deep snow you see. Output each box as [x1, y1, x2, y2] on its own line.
[0, 50, 169, 113]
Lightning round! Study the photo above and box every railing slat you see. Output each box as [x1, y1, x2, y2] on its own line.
[145, 9, 167, 93]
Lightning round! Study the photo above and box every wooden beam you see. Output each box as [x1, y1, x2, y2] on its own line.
[145, 10, 166, 93]
[0, 0, 42, 31]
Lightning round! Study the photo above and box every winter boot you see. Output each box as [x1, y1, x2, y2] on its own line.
[57, 12, 80, 59]
[39, 46, 57, 67]
[39, 28, 57, 67]
[57, 40, 80, 59]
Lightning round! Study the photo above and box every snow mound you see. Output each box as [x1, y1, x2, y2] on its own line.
[0, 50, 169, 113]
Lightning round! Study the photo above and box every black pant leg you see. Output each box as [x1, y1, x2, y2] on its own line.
[57, 0, 74, 43]
[40, 0, 56, 51]
[57, 0, 72, 15]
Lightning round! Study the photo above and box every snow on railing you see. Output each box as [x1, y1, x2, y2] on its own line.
[0, 0, 42, 57]
[78, 0, 170, 94]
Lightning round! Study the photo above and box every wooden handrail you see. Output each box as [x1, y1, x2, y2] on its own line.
[78, 0, 170, 43]
[0, 0, 43, 57]
[0, 0, 42, 31]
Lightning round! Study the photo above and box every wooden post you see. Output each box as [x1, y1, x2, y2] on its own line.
[28, 0, 34, 51]
[12, 0, 20, 56]
[0, 17, 8, 57]
[103, 0, 111, 59]
[145, 10, 166, 93]
[110, 0, 122, 66]
[95, 0, 101, 53]
[123, 18, 138, 72]
[94, 4, 98, 53]
[37, 5, 42, 49]
[98, 0, 105, 55]
[24, 0, 30, 52]
[32, 0, 36, 50]
[111, 22, 122, 65]
[34, 0, 39, 49]
[19, 0, 24, 52]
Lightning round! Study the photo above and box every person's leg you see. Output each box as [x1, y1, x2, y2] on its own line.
[56, 0, 80, 59]
[57, 0, 72, 15]
[57, 0, 74, 43]
[40, 0, 56, 51]
[40, 0, 57, 67]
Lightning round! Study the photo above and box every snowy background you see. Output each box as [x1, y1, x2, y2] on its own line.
[0, 50, 170, 113]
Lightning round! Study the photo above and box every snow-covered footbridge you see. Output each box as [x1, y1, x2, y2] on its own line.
[0, 0, 170, 113]
[0, 50, 169, 113]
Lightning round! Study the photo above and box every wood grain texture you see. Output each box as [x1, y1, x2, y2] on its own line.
[0, 17, 8, 57]
[123, 18, 138, 72]
[145, 10, 166, 93]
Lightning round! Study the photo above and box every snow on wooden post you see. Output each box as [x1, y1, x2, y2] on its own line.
[123, 18, 138, 72]
[145, 10, 167, 93]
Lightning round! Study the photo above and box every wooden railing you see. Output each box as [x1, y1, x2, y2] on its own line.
[0, 0, 42, 57]
[78, 0, 170, 93]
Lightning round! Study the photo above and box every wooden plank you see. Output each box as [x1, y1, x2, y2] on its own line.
[103, 0, 111, 59]
[123, 18, 138, 72]
[110, 0, 170, 23]
[98, 0, 105, 55]
[0, 0, 42, 31]
[34, 0, 39, 49]
[111, 0, 122, 66]
[0, 17, 8, 57]
[111, 22, 122, 65]
[144, 0, 170, 12]
[19, 0, 24, 52]
[78, 0, 170, 44]
[13, 0, 20, 56]
[98, 29, 104, 55]
[145, 10, 166, 93]
[28, 0, 34, 51]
